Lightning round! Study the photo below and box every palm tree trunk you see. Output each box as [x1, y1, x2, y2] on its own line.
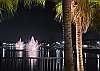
[76, 16, 84, 71]
[62, 0, 74, 71]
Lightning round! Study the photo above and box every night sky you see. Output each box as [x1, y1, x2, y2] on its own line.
[0, 6, 63, 42]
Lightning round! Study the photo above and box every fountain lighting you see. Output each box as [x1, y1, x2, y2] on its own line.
[15, 38, 25, 57]
[16, 38, 25, 49]
[26, 36, 40, 70]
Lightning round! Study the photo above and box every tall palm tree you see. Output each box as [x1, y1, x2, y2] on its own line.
[62, 0, 74, 71]
[71, 0, 91, 71]
[56, 0, 92, 71]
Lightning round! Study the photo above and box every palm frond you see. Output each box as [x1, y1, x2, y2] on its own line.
[71, 0, 91, 33]
[34, 0, 45, 7]
[89, 0, 100, 31]
[0, 0, 18, 15]
[24, 0, 32, 8]
[55, 1, 62, 22]
[89, 0, 100, 4]
[5, 0, 14, 14]
[0, 0, 46, 22]
[54, 0, 63, 22]
[13, 0, 19, 12]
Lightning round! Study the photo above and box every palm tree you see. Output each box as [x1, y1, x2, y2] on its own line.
[57, 0, 91, 71]
[62, 0, 74, 71]
[56, 0, 91, 71]
[71, 0, 91, 71]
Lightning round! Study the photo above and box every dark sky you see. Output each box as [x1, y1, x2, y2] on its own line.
[0, 6, 63, 42]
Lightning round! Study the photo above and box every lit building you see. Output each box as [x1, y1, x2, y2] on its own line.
[2, 42, 15, 48]
[2, 42, 16, 57]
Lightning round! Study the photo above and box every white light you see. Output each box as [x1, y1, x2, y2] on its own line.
[62, 41, 64, 44]
[3, 48, 5, 57]
[97, 41, 100, 44]
[56, 42, 60, 44]
[42, 43, 44, 44]
[56, 42, 58, 44]
[47, 44, 49, 46]
[9, 44, 12, 45]
[3, 43, 6, 45]
[16, 43, 20, 48]
[83, 45, 88, 48]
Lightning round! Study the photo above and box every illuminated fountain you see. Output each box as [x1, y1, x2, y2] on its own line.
[15, 36, 40, 70]
[26, 36, 40, 70]
[15, 38, 25, 57]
